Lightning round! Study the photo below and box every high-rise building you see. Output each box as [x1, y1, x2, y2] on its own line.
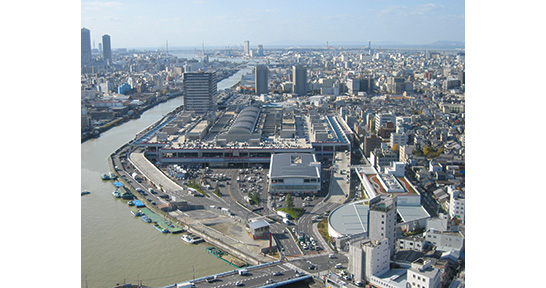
[102, 34, 112, 65]
[368, 196, 397, 256]
[81, 28, 92, 66]
[183, 72, 217, 114]
[292, 65, 307, 96]
[257, 44, 264, 56]
[363, 135, 382, 157]
[244, 40, 250, 56]
[255, 65, 268, 95]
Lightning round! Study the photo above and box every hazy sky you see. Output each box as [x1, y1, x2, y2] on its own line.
[81, 0, 465, 49]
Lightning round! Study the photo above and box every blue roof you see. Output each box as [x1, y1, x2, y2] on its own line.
[132, 200, 145, 207]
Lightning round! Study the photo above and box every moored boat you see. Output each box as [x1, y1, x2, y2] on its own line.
[141, 215, 151, 223]
[131, 209, 143, 217]
[120, 192, 134, 200]
[181, 234, 203, 244]
[112, 190, 121, 198]
[81, 191, 91, 196]
[101, 172, 117, 180]
[154, 223, 169, 233]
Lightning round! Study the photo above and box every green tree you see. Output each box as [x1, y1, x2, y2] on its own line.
[251, 193, 260, 206]
[286, 194, 294, 208]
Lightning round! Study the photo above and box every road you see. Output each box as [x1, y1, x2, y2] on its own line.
[112, 145, 351, 272]
[173, 261, 308, 288]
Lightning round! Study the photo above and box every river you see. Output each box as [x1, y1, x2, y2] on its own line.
[81, 67, 249, 287]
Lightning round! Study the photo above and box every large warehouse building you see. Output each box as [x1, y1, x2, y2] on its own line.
[133, 105, 351, 167]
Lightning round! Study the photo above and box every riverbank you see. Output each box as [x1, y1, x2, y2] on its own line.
[107, 146, 277, 268]
[81, 93, 181, 143]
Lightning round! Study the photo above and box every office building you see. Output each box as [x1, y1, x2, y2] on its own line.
[368, 196, 397, 256]
[363, 135, 382, 157]
[347, 78, 360, 96]
[183, 72, 217, 114]
[255, 65, 268, 95]
[292, 65, 307, 96]
[257, 44, 264, 56]
[244, 40, 250, 56]
[102, 34, 112, 65]
[81, 28, 92, 66]
[375, 113, 396, 131]
[387, 77, 412, 94]
[349, 238, 390, 283]
[390, 133, 408, 147]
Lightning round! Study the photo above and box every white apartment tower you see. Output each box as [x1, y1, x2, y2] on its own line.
[244, 40, 250, 56]
[390, 133, 408, 147]
[448, 186, 465, 224]
[375, 113, 396, 130]
[368, 196, 398, 256]
[348, 238, 390, 283]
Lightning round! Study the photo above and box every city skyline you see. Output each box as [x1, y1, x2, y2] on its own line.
[81, 0, 465, 49]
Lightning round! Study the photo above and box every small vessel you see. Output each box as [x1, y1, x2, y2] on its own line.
[181, 234, 203, 244]
[131, 209, 143, 217]
[141, 215, 151, 223]
[120, 192, 134, 200]
[112, 190, 121, 198]
[206, 247, 247, 268]
[154, 223, 168, 233]
[127, 200, 135, 206]
[101, 172, 117, 180]
[81, 191, 91, 196]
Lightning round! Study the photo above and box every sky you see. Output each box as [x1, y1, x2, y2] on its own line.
[81, 0, 465, 49]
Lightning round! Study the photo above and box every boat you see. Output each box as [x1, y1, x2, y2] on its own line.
[101, 172, 117, 180]
[206, 247, 247, 268]
[120, 192, 134, 200]
[141, 215, 151, 223]
[181, 234, 204, 244]
[127, 200, 135, 206]
[154, 223, 169, 233]
[131, 209, 143, 217]
[81, 191, 91, 196]
[112, 190, 121, 198]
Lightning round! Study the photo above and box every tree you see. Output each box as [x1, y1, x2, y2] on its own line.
[286, 194, 294, 208]
[391, 144, 399, 153]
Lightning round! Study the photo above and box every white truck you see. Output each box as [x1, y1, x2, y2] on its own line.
[277, 210, 292, 220]
[238, 269, 248, 275]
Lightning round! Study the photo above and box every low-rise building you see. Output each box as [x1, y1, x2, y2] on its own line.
[247, 219, 270, 240]
[407, 258, 442, 288]
[268, 153, 321, 196]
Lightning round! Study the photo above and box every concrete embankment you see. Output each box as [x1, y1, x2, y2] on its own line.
[108, 149, 275, 267]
